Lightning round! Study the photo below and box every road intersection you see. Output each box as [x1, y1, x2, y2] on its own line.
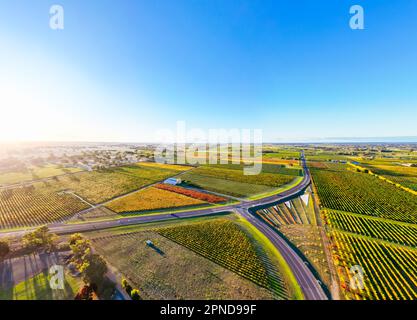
[0, 152, 328, 300]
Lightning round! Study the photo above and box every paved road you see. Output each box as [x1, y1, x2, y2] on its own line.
[0, 206, 237, 238]
[241, 152, 312, 211]
[236, 207, 327, 300]
[0, 152, 328, 300]
[234, 152, 327, 300]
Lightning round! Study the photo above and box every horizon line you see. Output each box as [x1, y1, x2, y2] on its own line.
[1, 138, 417, 145]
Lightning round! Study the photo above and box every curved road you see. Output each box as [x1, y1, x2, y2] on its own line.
[0, 152, 328, 300]
[237, 151, 327, 300]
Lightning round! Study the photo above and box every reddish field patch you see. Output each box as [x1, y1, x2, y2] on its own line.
[154, 183, 227, 203]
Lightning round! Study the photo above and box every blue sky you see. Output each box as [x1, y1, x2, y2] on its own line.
[0, 0, 417, 142]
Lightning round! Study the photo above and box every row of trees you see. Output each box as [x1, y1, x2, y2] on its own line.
[22, 226, 57, 252]
[121, 278, 140, 300]
[2, 227, 137, 300]
[1, 226, 54, 261]
[2, 226, 108, 300]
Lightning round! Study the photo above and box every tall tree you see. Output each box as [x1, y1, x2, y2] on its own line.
[22, 226, 57, 252]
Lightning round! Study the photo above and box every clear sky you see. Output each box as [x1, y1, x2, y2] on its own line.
[1, 0, 417, 142]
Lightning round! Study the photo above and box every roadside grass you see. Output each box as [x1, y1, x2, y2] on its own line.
[237, 216, 304, 300]
[279, 225, 331, 288]
[76, 206, 121, 221]
[116, 203, 212, 216]
[83, 212, 234, 238]
[0, 225, 36, 234]
[0, 271, 81, 300]
[247, 176, 303, 200]
[64, 203, 234, 226]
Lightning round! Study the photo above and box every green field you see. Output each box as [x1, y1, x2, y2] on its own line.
[0, 272, 81, 300]
[324, 210, 417, 247]
[181, 172, 276, 198]
[0, 165, 82, 186]
[311, 168, 417, 223]
[388, 175, 417, 191]
[203, 163, 302, 176]
[364, 164, 417, 177]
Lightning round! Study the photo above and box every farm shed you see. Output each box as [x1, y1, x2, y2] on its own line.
[163, 178, 182, 185]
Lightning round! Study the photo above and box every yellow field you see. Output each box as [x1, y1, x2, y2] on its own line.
[178, 155, 299, 167]
[106, 187, 206, 213]
[137, 162, 193, 172]
[257, 159, 299, 166]
[371, 164, 417, 177]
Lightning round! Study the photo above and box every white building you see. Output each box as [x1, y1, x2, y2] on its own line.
[163, 178, 182, 185]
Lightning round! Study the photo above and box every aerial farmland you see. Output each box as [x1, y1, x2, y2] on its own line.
[1, 1, 416, 312]
[1, 142, 416, 302]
